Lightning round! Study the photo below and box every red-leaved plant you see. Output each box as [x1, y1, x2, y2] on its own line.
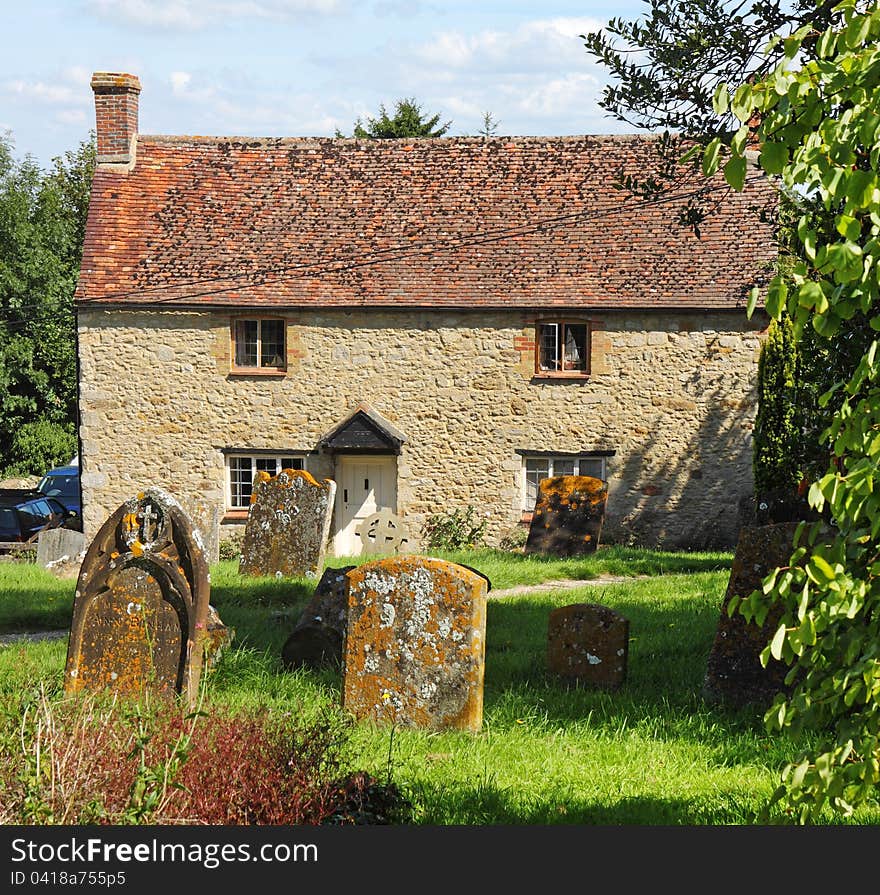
[2, 684, 408, 825]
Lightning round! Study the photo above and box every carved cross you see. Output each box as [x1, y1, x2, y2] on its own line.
[139, 503, 159, 542]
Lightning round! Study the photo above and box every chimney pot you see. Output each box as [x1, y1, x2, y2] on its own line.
[90, 72, 141, 165]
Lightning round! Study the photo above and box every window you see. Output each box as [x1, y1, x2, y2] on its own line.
[536, 321, 589, 375]
[522, 454, 606, 512]
[232, 318, 286, 370]
[227, 453, 306, 509]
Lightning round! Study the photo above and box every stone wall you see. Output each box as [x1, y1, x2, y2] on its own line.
[76, 307, 766, 551]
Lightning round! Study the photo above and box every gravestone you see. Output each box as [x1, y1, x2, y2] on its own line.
[36, 527, 86, 568]
[204, 604, 234, 668]
[281, 565, 355, 670]
[525, 475, 608, 557]
[343, 555, 488, 732]
[64, 487, 211, 707]
[239, 469, 336, 579]
[547, 603, 629, 690]
[180, 496, 222, 566]
[703, 522, 803, 707]
[356, 509, 411, 556]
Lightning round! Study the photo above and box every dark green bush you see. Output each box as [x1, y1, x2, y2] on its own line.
[4, 420, 76, 477]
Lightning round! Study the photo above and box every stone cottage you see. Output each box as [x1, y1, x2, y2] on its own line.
[74, 72, 777, 559]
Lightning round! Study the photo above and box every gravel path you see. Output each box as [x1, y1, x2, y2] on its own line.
[0, 630, 68, 647]
[487, 574, 645, 599]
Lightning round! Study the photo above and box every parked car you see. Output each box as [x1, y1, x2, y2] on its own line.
[0, 490, 79, 547]
[36, 465, 81, 518]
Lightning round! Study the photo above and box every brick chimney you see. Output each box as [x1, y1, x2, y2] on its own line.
[90, 72, 141, 165]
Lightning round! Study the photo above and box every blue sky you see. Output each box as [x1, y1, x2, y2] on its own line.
[1, 1, 652, 169]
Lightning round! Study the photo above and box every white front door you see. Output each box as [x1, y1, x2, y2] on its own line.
[333, 455, 398, 556]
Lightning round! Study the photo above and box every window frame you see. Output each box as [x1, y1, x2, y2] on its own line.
[521, 453, 607, 513]
[230, 316, 287, 374]
[225, 452, 308, 511]
[534, 318, 591, 378]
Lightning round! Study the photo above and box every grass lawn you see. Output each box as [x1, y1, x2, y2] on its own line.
[1, 546, 878, 825]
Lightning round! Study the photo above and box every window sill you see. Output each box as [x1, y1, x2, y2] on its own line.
[228, 367, 287, 377]
[520, 512, 534, 524]
[222, 510, 249, 523]
[532, 372, 590, 381]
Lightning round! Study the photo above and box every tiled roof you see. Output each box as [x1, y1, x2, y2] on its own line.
[75, 134, 777, 309]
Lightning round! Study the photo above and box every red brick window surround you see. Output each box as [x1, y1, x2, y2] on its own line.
[535, 320, 590, 378]
[230, 317, 286, 374]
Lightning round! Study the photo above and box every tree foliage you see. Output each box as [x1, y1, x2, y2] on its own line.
[581, 1, 843, 213]
[707, 0, 880, 822]
[0, 132, 94, 476]
[339, 98, 452, 139]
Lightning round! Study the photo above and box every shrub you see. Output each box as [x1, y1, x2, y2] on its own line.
[2, 686, 410, 825]
[218, 531, 244, 562]
[753, 314, 800, 497]
[3, 421, 77, 478]
[498, 525, 528, 552]
[422, 505, 488, 551]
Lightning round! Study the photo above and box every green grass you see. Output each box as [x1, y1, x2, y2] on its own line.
[2, 548, 879, 825]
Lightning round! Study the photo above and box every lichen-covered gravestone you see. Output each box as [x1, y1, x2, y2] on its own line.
[525, 475, 608, 556]
[343, 555, 488, 732]
[547, 603, 629, 690]
[238, 469, 336, 579]
[64, 488, 210, 707]
[281, 564, 355, 670]
[702, 522, 803, 707]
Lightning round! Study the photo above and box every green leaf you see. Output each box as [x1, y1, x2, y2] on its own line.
[798, 281, 826, 312]
[723, 154, 746, 191]
[836, 215, 861, 241]
[746, 285, 759, 319]
[765, 279, 787, 318]
[770, 623, 787, 661]
[817, 27, 837, 58]
[712, 83, 729, 116]
[845, 14, 870, 49]
[731, 125, 750, 156]
[702, 137, 722, 176]
[760, 141, 787, 175]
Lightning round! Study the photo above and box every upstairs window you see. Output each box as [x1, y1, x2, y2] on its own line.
[536, 321, 589, 376]
[233, 318, 286, 370]
[227, 453, 305, 509]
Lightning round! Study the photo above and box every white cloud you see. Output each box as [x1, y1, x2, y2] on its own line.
[87, 0, 346, 30]
[515, 72, 602, 117]
[415, 16, 605, 73]
[56, 109, 90, 125]
[3, 78, 90, 106]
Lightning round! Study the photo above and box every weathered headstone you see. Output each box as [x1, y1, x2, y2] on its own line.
[703, 522, 803, 707]
[239, 469, 336, 579]
[547, 603, 629, 690]
[64, 488, 211, 707]
[343, 555, 488, 732]
[525, 475, 608, 556]
[36, 527, 86, 568]
[281, 565, 355, 670]
[356, 509, 411, 556]
[204, 604, 234, 668]
[180, 496, 222, 566]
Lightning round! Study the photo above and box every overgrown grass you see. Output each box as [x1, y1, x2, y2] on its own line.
[2, 548, 879, 825]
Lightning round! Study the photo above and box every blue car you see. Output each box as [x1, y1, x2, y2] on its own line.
[37, 465, 81, 518]
[0, 490, 75, 546]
